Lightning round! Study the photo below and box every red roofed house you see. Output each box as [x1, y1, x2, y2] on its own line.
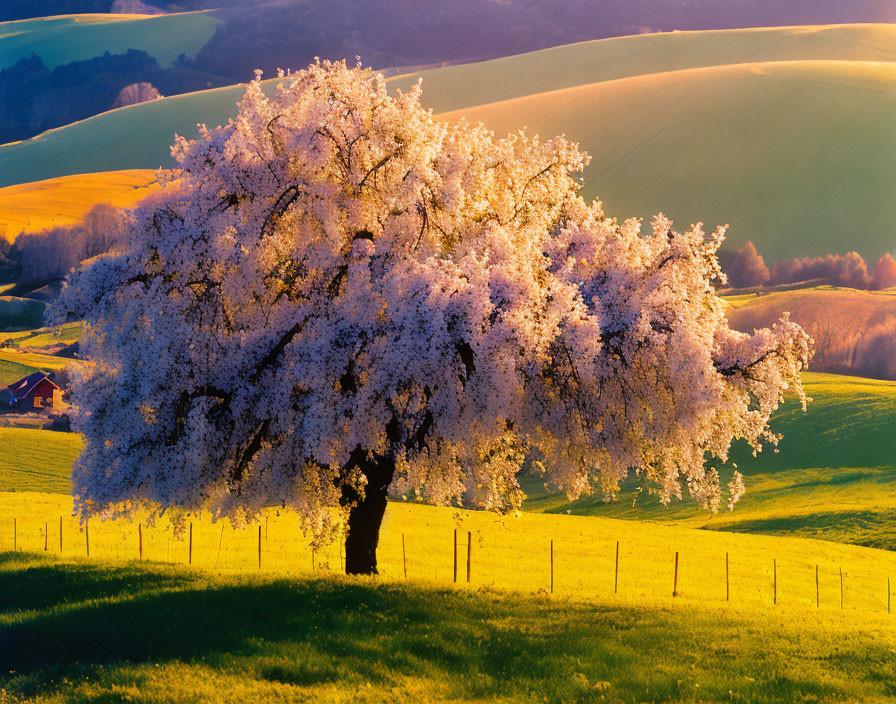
[2, 372, 63, 411]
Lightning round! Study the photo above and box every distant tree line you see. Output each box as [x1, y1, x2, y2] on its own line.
[3, 0, 896, 136]
[179, 0, 896, 83]
[719, 242, 896, 291]
[1, 204, 128, 290]
[0, 51, 223, 142]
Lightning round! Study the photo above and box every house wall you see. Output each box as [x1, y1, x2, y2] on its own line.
[24, 378, 58, 402]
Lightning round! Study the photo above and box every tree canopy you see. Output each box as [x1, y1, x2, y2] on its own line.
[55, 61, 811, 573]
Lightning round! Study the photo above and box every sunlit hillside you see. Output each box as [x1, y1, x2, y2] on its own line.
[0, 12, 220, 70]
[389, 23, 896, 113]
[523, 373, 896, 550]
[2, 26, 896, 259]
[0, 170, 158, 239]
[439, 60, 896, 261]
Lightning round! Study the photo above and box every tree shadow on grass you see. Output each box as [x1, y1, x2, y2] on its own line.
[0, 552, 194, 615]
[703, 510, 896, 550]
[1, 557, 565, 699]
[0, 555, 891, 703]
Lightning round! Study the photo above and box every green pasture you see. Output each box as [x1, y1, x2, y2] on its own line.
[0, 12, 220, 70]
[524, 373, 896, 549]
[2, 552, 896, 703]
[0, 428, 80, 493]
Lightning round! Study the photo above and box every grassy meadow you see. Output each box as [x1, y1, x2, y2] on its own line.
[523, 373, 896, 550]
[0, 323, 78, 385]
[1, 25, 895, 258]
[3, 552, 896, 704]
[0, 12, 220, 70]
[0, 429, 80, 493]
[0, 170, 158, 239]
[0, 321, 82, 348]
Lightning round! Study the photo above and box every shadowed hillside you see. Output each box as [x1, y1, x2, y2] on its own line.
[3, 27, 896, 258]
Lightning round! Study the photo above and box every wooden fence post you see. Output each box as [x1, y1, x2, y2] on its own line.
[139, 523, 143, 560]
[466, 531, 472, 584]
[44, 521, 48, 551]
[214, 524, 225, 569]
[59, 516, 63, 553]
[840, 567, 844, 610]
[615, 541, 619, 594]
[13, 517, 16, 551]
[402, 533, 407, 579]
[550, 539, 554, 594]
[85, 519, 90, 557]
[188, 522, 192, 565]
[453, 529, 457, 584]
[258, 524, 262, 569]
[816, 565, 819, 607]
[773, 559, 777, 605]
[673, 551, 679, 597]
[725, 552, 729, 602]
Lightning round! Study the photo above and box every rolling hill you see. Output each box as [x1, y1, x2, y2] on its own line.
[725, 286, 896, 378]
[1, 25, 896, 258]
[437, 60, 896, 261]
[0, 169, 158, 239]
[523, 372, 896, 550]
[0, 12, 220, 70]
[3, 367, 893, 551]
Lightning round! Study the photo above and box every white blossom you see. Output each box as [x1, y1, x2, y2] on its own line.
[53, 61, 812, 541]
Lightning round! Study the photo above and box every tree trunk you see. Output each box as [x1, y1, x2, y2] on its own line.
[342, 452, 395, 575]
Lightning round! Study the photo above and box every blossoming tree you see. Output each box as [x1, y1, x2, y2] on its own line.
[55, 62, 812, 575]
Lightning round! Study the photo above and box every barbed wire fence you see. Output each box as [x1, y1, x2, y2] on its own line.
[4, 510, 895, 617]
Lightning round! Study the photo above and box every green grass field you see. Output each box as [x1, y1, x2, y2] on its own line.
[0, 428, 80, 493]
[0, 12, 220, 70]
[0, 321, 82, 348]
[523, 373, 896, 550]
[2, 553, 896, 704]
[2, 25, 896, 259]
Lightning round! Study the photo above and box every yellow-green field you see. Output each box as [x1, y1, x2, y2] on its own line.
[0, 321, 82, 348]
[0, 12, 220, 70]
[4, 491, 896, 618]
[0, 429, 80, 493]
[2, 25, 896, 259]
[3, 553, 895, 704]
[524, 373, 896, 549]
[2, 365, 895, 701]
[0, 324, 77, 385]
[0, 170, 158, 240]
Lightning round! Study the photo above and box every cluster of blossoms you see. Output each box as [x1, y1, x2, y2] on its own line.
[54, 61, 812, 541]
